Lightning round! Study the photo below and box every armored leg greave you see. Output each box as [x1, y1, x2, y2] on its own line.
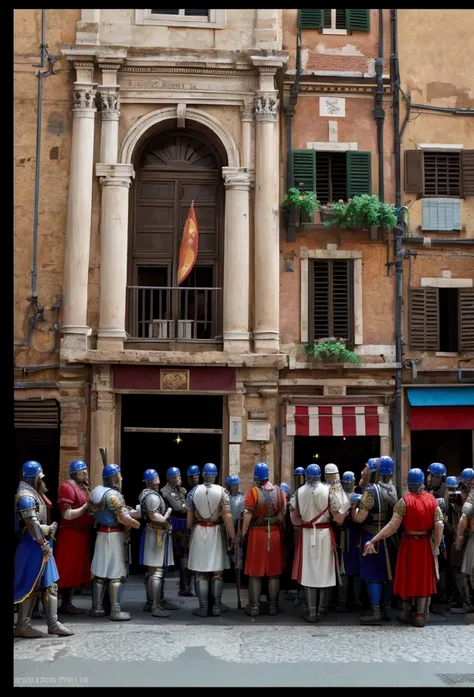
[143, 571, 152, 612]
[149, 568, 169, 618]
[303, 587, 318, 622]
[108, 578, 130, 621]
[317, 588, 329, 620]
[14, 593, 45, 638]
[193, 573, 210, 617]
[90, 577, 107, 617]
[247, 576, 262, 617]
[397, 598, 412, 625]
[43, 584, 74, 636]
[210, 573, 224, 616]
[267, 576, 281, 616]
[457, 575, 474, 611]
[413, 597, 429, 627]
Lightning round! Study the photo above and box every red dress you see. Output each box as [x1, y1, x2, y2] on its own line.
[393, 491, 438, 599]
[244, 483, 286, 578]
[55, 480, 94, 588]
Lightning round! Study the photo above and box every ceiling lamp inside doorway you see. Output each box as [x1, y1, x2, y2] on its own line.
[174, 434, 182, 444]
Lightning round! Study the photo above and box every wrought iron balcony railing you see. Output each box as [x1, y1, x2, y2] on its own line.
[126, 286, 222, 342]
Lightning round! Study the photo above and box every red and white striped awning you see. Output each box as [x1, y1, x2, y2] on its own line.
[286, 405, 389, 437]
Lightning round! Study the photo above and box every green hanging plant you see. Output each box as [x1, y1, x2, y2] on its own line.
[304, 337, 362, 364]
[282, 188, 320, 216]
[322, 195, 397, 231]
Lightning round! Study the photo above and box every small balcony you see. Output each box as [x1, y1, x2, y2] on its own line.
[126, 285, 223, 349]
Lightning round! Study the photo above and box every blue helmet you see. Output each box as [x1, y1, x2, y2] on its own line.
[167, 467, 181, 478]
[407, 468, 424, 485]
[102, 464, 120, 479]
[446, 476, 458, 488]
[69, 459, 87, 475]
[351, 493, 362, 505]
[460, 468, 474, 482]
[22, 460, 42, 479]
[306, 464, 321, 479]
[294, 467, 305, 476]
[342, 471, 355, 482]
[379, 456, 394, 476]
[226, 475, 240, 487]
[187, 465, 200, 477]
[254, 462, 269, 482]
[280, 482, 290, 497]
[428, 462, 447, 478]
[143, 469, 158, 482]
[367, 458, 380, 472]
[203, 463, 218, 477]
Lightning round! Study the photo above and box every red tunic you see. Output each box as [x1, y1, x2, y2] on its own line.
[55, 480, 94, 588]
[393, 491, 438, 599]
[244, 483, 286, 578]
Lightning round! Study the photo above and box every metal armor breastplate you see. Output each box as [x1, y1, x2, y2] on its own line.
[229, 493, 245, 521]
[90, 485, 122, 526]
[139, 488, 166, 521]
[16, 483, 47, 524]
[365, 484, 390, 532]
[193, 484, 223, 523]
[254, 486, 280, 525]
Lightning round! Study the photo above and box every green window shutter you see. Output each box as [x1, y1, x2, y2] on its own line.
[287, 150, 316, 194]
[346, 151, 372, 198]
[300, 9, 323, 29]
[345, 9, 370, 32]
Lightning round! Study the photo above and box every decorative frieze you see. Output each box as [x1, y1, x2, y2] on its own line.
[254, 93, 279, 121]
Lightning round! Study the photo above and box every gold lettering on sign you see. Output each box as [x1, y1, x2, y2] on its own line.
[160, 370, 189, 391]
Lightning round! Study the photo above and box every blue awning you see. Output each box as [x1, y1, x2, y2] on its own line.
[407, 387, 474, 407]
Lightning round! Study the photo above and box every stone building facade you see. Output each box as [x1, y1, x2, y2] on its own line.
[14, 10, 473, 504]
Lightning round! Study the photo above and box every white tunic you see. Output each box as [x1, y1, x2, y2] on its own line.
[91, 531, 127, 580]
[291, 483, 336, 588]
[187, 484, 229, 573]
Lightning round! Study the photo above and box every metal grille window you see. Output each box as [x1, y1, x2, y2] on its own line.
[310, 259, 354, 345]
[424, 152, 461, 197]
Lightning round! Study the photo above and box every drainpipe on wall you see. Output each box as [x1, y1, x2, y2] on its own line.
[374, 9, 385, 202]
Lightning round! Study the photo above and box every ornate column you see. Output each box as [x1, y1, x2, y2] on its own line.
[240, 98, 254, 170]
[96, 164, 134, 350]
[222, 168, 252, 353]
[90, 365, 116, 488]
[98, 63, 121, 163]
[61, 63, 97, 350]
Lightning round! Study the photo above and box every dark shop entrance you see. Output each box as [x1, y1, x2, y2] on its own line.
[294, 435, 380, 482]
[121, 393, 223, 574]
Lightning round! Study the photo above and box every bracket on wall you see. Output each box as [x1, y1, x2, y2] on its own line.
[405, 358, 421, 382]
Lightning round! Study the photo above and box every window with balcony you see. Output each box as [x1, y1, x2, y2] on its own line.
[127, 130, 223, 345]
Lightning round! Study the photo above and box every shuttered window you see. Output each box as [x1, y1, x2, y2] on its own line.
[300, 9, 370, 31]
[409, 287, 474, 352]
[310, 260, 354, 345]
[404, 150, 474, 197]
[287, 150, 372, 203]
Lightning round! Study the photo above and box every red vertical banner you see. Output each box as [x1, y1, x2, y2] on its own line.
[177, 202, 199, 285]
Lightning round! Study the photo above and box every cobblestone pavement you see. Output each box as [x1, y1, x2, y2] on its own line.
[14, 575, 474, 687]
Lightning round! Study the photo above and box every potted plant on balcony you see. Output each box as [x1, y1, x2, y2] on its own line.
[304, 337, 362, 365]
[282, 187, 320, 229]
[322, 194, 397, 237]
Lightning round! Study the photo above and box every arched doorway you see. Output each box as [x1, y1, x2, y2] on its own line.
[127, 128, 224, 346]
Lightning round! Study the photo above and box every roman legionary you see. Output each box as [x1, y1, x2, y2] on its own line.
[336, 473, 362, 612]
[89, 463, 140, 621]
[187, 465, 200, 490]
[460, 468, 474, 488]
[14, 461, 73, 638]
[55, 459, 94, 615]
[225, 475, 245, 569]
[444, 476, 466, 612]
[455, 486, 474, 612]
[353, 457, 398, 624]
[290, 464, 348, 622]
[279, 482, 296, 598]
[294, 467, 305, 491]
[138, 469, 177, 618]
[187, 463, 235, 617]
[363, 468, 444, 628]
[242, 463, 286, 617]
[427, 462, 447, 499]
[161, 467, 192, 597]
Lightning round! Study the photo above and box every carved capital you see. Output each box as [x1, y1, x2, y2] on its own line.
[73, 84, 97, 112]
[241, 97, 255, 121]
[222, 167, 253, 190]
[97, 87, 120, 121]
[254, 93, 279, 122]
[96, 163, 135, 188]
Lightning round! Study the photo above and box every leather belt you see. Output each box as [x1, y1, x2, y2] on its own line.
[98, 525, 121, 533]
[405, 530, 429, 536]
[61, 525, 91, 531]
[197, 522, 219, 527]
[301, 522, 330, 529]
